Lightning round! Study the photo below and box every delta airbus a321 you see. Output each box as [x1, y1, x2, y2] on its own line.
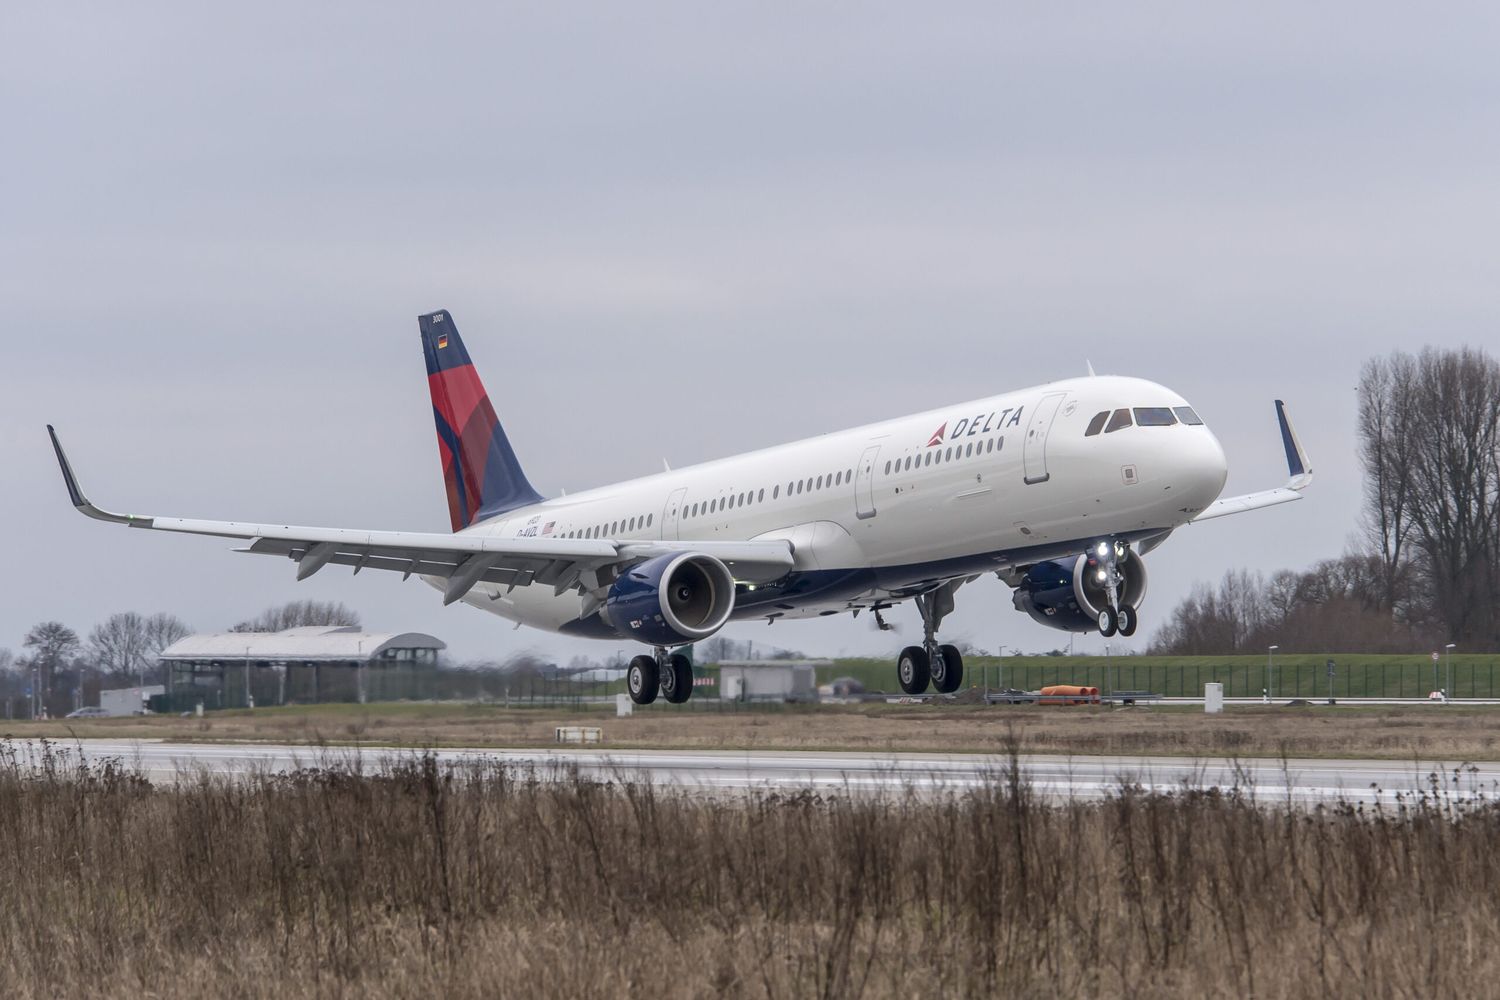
[48, 310, 1313, 704]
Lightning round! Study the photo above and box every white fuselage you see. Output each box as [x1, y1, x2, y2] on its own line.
[429, 375, 1228, 636]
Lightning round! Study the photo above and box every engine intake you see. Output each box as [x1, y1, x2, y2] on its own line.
[603, 552, 736, 646]
[1012, 553, 1148, 633]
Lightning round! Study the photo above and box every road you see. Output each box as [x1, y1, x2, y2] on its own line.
[21, 739, 1500, 806]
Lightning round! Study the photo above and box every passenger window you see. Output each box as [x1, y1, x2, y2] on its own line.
[846, 469, 853, 481]
[884, 462, 891, 475]
[1134, 407, 1177, 426]
[965, 442, 973, 457]
[1173, 406, 1204, 425]
[773, 486, 779, 499]
[816, 476, 823, 490]
[1085, 411, 1109, 436]
[647, 514, 653, 526]
[758, 489, 764, 502]
[1105, 409, 1133, 433]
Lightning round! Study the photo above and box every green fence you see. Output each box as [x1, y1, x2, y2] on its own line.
[825, 656, 1500, 700]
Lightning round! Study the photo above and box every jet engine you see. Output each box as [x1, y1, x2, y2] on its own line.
[1011, 551, 1148, 634]
[602, 552, 736, 646]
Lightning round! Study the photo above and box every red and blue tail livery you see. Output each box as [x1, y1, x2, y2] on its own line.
[419, 310, 542, 531]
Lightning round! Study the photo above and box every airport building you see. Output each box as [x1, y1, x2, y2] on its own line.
[158, 626, 445, 708]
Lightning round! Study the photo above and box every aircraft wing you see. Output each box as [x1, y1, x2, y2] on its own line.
[47, 427, 794, 603]
[1190, 400, 1314, 523]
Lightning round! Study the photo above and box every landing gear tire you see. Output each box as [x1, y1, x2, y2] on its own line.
[897, 646, 931, 695]
[627, 655, 659, 705]
[1097, 607, 1119, 638]
[931, 644, 965, 694]
[1117, 604, 1138, 638]
[661, 653, 694, 704]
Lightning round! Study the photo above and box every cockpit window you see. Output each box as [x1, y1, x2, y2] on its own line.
[1084, 411, 1109, 437]
[1134, 407, 1177, 427]
[1104, 408, 1133, 433]
[1173, 406, 1203, 425]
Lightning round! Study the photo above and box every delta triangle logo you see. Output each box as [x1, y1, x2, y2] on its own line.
[926, 422, 947, 447]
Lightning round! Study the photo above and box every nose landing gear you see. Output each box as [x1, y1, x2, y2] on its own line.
[895, 581, 966, 695]
[1092, 541, 1138, 639]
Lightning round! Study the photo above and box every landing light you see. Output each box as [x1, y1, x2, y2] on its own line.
[1096, 569, 1108, 582]
[1095, 541, 1110, 558]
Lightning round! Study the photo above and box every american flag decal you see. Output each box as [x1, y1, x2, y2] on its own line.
[543, 521, 555, 535]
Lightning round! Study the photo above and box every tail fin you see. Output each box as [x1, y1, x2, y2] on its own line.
[419, 310, 543, 531]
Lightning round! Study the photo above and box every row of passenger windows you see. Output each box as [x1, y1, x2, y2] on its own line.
[558, 433, 1012, 539]
[1084, 406, 1203, 437]
[685, 466, 858, 520]
[884, 434, 1003, 476]
[562, 513, 653, 540]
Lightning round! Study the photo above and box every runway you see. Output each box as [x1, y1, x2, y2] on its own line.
[25, 740, 1500, 806]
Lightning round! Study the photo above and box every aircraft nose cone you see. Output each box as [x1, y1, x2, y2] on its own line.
[1182, 429, 1229, 510]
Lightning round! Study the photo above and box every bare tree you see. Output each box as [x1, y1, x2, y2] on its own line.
[23, 621, 80, 711]
[230, 600, 361, 633]
[1361, 347, 1500, 647]
[1357, 354, 1420, 617]
[88, 612, 191, 685]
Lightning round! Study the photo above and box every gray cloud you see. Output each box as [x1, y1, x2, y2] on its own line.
[4, 3, 1497, 663]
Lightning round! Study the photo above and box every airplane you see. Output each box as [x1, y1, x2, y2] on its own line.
[47, 309, 1313, 705]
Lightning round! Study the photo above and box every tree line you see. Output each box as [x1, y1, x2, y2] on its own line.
[1154, 346, 1500, 654]
[0, 600, 361, 718]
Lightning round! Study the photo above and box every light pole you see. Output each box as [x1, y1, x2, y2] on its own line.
[1445, 643, 1456, 703]
[1266, 645, 1279, 702]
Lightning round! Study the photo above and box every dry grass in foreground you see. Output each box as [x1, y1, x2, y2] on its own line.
[0, 742, 1496, 998]
[13, 700, 1500, 760]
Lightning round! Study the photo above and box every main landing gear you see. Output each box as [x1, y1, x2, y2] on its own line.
[1092, 541, 1139, 639]
[627, 647, 695, 705]
[896, 581, 966, 696]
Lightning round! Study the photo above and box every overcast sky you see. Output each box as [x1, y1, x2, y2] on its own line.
[3, 4, 1498, 665]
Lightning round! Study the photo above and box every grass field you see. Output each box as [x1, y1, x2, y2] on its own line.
[0, 742, 1493, 998]
[14, 698, 1500, 760]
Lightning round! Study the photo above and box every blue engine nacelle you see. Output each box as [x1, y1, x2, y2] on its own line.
[602, 552, 737, 646]
[1012, 553, 1149, 633]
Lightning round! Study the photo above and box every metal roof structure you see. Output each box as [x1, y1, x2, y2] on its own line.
[158, 626, 445, 663]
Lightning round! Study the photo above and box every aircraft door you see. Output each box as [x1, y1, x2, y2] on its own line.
[1022, 392, 1068, 485]
[661, 487, 687, 540]
[855, 445, 880, 519]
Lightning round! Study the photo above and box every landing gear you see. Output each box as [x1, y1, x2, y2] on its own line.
[660, 652, 694, 704]
[932, 644, 964, 695]
[627, 655, 659, 705]
[628, 648, 695, 705]
[895, 581, 967, 695]
[1097, 607, 1118, 638]
[897, 646, 930, 694]
[1092, 540, 1138, 639]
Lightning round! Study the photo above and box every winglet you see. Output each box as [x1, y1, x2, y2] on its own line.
[1274, 400, 1313, 490]
[45, 426, 147, 525]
